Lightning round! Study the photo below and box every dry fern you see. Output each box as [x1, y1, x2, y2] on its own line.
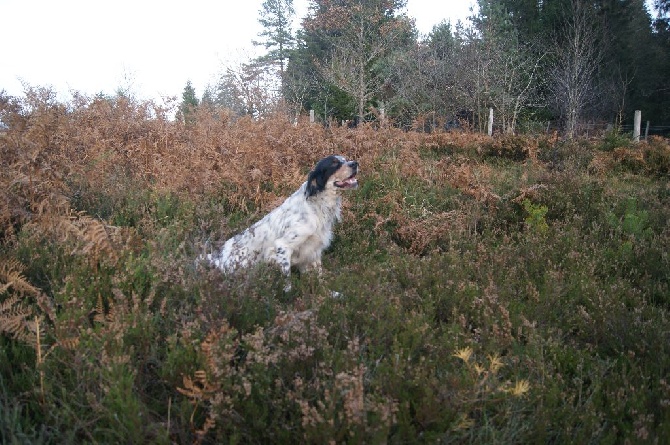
[394, 210, 470, 255]
[0, 258, 45, 347]
[0, 294, 33, 344]
[25, 209, 122, 267]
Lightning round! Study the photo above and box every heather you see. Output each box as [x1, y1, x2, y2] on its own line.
[1, 90, 669, 443]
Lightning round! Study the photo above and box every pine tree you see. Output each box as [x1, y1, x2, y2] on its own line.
[255, 0, 296, 87]
[179, 80, 199, 124]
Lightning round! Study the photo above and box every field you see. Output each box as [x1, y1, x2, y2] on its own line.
[1, 90, 670, 444]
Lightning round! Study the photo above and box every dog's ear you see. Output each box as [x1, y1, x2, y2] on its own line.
[306, 155, 341, 197]
[306, 168, 326, 197]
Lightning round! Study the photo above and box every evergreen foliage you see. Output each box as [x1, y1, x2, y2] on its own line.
[255, 0, 296, 84]
[179, 80, 199, 124]
[272, 0, 670, 134]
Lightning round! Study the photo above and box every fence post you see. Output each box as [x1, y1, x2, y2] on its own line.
[488, 108, 493, 136]
[645, 120, 650, 141]
[310, 109, 315, 124]
[633, 110, 641, 142]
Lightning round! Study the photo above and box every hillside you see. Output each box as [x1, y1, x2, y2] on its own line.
[1, 91, 670, 443]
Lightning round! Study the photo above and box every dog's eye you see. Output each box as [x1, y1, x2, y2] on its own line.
[332, 160, 340, 166]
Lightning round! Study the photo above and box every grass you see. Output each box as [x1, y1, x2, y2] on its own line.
[1, 90, 670, 443]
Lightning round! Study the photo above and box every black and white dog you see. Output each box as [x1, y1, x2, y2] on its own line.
[206, 155, 358, 288]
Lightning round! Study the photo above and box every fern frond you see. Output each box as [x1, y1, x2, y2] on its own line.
[90, 293, 106, 324]
[24, 209, 121, 267]
[0, 294, 21, 313]
[76, 214, 118, 264]
[0, 258, 49, 348]
[0, 258, 40, 297]
[24, 315, 47, 349]
[105, 300, 117, 323]
[0, 294, 33, 344]
[57, 336, 80, 350]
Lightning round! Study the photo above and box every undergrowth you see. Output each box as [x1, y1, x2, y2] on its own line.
[1, 89, 669, 443]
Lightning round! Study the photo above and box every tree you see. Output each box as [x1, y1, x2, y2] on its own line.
[280, 0, 669, 131]
[387, 21, 463, 129]
[471, 0, 546, 134]
[502, 0, 669, 131]
[301, 0, 412, 123]
[597, 0, 669, 125]
[201, 87, 215, 109]
[213, 61, 279, 117]
[255, 0, 296, 89]
[284, 26, 357, 123]
[654, 0, 670, 29]
[179, 80, 199, 124]
[651, 0, 670, 122]
[281, 35, 324, 121]
[547, 0, 604, 139]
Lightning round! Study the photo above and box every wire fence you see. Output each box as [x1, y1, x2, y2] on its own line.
[509, 120, 670, 138]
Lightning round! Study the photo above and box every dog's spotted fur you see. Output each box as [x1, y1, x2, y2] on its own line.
[206, 155, 358, 283]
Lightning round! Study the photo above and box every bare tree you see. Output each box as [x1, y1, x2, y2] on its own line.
[459, 1, 546, 134]
[548, 0, 604, 139]
[489, 40, 545, 134]
[387, 21, 465, 129]
[282, 54, 320, 122]
[214, 60, 280, 117]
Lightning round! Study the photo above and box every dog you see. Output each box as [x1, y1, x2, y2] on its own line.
[205, 155, 359, 289]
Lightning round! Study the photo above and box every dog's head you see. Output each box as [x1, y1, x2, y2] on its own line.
[306, 155, 359, 197]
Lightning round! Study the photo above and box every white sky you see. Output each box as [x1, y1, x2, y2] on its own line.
[1, 0, 476, 102]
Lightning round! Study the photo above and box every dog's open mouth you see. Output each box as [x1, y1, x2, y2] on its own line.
[335, 173, 358, 189]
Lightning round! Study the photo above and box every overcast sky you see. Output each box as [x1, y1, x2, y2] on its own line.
[1, 0, 477, 102]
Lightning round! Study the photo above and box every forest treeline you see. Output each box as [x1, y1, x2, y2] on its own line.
[186, 0, 670, 137]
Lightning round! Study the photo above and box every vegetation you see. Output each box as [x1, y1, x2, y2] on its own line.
[201, 0, 670, 135]
[254, 0, 296, 82]
[1, 89, 669, 443]
[178, 81, 200, 125]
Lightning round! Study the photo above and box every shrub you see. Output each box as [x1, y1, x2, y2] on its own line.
[522, 199, 549, 234]
[1, 91, 669, 443]
[643, 136, 670, 176]
[600, 127, 633, 152]
[481, 134, 535, 161]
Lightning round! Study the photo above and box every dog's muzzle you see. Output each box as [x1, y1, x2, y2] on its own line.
[335, 161, 359, 189]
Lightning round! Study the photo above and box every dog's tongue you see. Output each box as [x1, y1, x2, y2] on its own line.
[336, 177, 358, 188]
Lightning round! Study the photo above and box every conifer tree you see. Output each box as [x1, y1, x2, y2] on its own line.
[255, 0, 296, 86]
[179, 80, 199, 124]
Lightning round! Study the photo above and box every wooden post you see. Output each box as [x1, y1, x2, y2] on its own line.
[645, 120, 650, 141]
[309, 109, 315, 124]
[633, 110, 641, 142]
[488, 108, 493, 136]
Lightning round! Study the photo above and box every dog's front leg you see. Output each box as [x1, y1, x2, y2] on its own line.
[299, 257, 322, 275]
[274, 243, 293, 292]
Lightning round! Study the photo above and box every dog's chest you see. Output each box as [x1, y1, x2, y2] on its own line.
[277, 193, 338, 243]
